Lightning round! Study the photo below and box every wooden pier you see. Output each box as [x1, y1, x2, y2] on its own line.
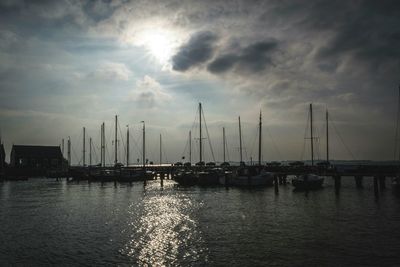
[2, 164, 398, 198]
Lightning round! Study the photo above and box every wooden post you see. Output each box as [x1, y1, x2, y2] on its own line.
[334, 175, 341, 194]
[274, 175, 279, 193]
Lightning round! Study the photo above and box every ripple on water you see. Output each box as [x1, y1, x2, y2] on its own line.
[120, 184, 208, 266]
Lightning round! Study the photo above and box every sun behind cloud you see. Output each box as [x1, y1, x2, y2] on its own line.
[127, 27, 180, 66]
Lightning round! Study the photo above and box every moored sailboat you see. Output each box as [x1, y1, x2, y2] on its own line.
[292, 104, 324, 190]
[223, 111, 274, 187]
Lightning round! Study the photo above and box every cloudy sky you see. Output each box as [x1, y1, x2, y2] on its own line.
[0, 0, 399, 164]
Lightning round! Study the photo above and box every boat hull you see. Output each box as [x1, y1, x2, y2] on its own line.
[174, 172, 198, 186]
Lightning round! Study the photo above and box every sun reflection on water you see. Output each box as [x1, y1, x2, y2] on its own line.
[121, 181, 207, 266]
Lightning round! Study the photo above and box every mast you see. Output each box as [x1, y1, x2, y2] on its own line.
[83, 127, 86, 166]
[126, 126, 129, 166]
[103, 122, 106, 167]
[142, 121, 145, 169]
[62, 139, 64, 158]
[67, 136, 71, 167]
[223, 127, 226, 163]
[326, 109, 329, 163]
[189, 130, 192, 164]
[310, 103, 314, 166]
[89, 137, 92, 166]
[239, 116, 243, 164]
[114, 115, 118, 166]
[199, 103, 202, 163]
[258, 110, 262, 166]
[100, 123, 104, 167]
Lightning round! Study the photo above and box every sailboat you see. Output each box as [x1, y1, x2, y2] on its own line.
[194, 103, 221, 186]
[292, 104, 324, 190]
[174, 103, 219, 186]
[225, 111, 274, 186]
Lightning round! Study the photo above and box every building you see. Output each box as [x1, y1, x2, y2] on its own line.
[10, 145, 63, 169]
[0, 143, 5, 169]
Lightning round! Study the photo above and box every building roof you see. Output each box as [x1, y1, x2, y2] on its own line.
[0, 144, 5, 158]
[11, 145, 62, 158]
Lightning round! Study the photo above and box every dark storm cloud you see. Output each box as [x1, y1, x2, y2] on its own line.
[208, 41, 278, 74]
[300, 0, 400, 66]
[172, 31, 218, 71]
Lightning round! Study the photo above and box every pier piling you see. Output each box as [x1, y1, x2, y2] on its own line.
[334, 175, 341, 194]
[378, 176, 386, 190]
[274, 175, 279, 193]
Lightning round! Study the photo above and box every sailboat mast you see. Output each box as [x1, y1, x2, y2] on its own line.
[142, 121, 145, 169]
[67, 136, 71, 167]
[189, 130, 192, 164]
[114, 115, 118, 166]
[239, 116, 243, 164]
[62, 139, 64, 158]
[310, 103, 314, 166]
[199, 103, 202, 163]
[258, 110, 262, 166]
[326, 109, 329, 163]
[89, 137, 92, 166]
[127, 126, 129, 166]
[83, 127, 86, 166]
[223, 127, 226, 163]
[101, 122, 105, 167]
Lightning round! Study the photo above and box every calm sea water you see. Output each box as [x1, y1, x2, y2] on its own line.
[1, 177, 400, 266]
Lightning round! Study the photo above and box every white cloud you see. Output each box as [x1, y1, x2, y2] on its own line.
[130, 75, 172, 108]
[86, 61, 132, 81]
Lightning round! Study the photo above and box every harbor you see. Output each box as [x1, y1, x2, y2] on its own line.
[1, 176, 400, 266]
[1, 0, 400, 266]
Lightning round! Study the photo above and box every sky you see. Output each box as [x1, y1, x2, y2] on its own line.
[0, 0, 399, 164]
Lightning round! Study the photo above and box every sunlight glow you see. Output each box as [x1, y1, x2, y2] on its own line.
[139, 29, 177, 65]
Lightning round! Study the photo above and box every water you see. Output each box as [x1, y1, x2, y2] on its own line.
[1, 178, 400, 266]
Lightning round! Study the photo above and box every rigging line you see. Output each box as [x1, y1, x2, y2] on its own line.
[180, 107, 199, 161]
[201, 107, 216, 162]
[249, 125, 258, 160]
[265, 126, 283, 161]
[92, 127, 101, 164]
[315, 125, 322, 161]
[117, 120, 127, 163]
[129, 129, 142, 159]
[243, 147, 249, 163]
[300, 108, 310, 161]
[91, 139, 99, 164]
[225, 135, 231, 162]
[330, 115, 357, 160]
[105, 142, 111, 166]
[70, 142, 80, 166]
[70, 130, 83, 165]
[181, 132, 189, 160]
